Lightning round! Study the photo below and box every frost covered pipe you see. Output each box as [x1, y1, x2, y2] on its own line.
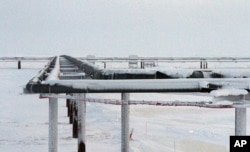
[62, 55, 101, 78]
[39, 78, 250, 94]
[2, 56, 250, 62]
[49, 97, 58, 152]
[26, 56, 56, 83]
[76, 56, 250, 62]
[0, 56, 52, 61]
[121, 93, 130, 152]
[77, 93, 86, 152]
[46, 56, 60, 81]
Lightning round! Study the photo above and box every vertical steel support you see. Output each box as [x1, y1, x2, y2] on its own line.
[203, 61, 206, 69]
[66, 96, 70, 107]
[18, 60, 21, 69]
[141, 60, 144, 69]
[235, 95, 247, 135]
[73, 99, 78, 138]
[67, 99, 70, 116]
[121, 93, 130, 152]
[104, 62, 106, 69]
[69, 100, 73, 124]
[77, 93, 86, 152]
[49, 97, 58, 152]
[235, 107, 247, 135]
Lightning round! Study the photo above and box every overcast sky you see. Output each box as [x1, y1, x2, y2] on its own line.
[0, 0, 249, 57]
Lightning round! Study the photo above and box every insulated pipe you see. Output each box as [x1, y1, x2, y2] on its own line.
[49, 97, 58, 152]
[62, 55, 101, 78]
[77, 93, 86, 152]
[121, 93, 130, 152]
[25, 56, 56, 93]
[46, 56, 60, 81]
[36, 78, 250, 94]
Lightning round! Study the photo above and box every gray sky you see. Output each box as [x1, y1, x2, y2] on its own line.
[0, 0, 249, 57]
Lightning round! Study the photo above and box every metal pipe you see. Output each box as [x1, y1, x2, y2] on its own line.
[26, 78, 250, 94]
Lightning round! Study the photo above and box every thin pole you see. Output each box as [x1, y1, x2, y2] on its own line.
[73, 100, 78, 138]
[104, 62, 106, 69]
[18, 60, 21, 69]
[69, 100, 73, 124]
[66, 98, 70, 107]
[49, 97, 58, 152]
[121, 93, 130, 152]
[77, 93, 86, 152]
[235, 107, 247, 135]
[235, 95, 247, 135]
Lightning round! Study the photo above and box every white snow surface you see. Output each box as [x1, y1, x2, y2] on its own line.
[45, 56, 60, 81]
[1, 63, 250, 152]
[210, 89, 248, 97]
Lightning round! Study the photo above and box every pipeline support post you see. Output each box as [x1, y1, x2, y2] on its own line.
[235, 95, 247, 135]
[73, 99, 78, 138]
[49, 97, 58, 152]
[235, 107, 247, 135]
[68, 99, 73, 124]
[18, 60, 21, 69]
[121, 93, 130, 152]
[104, 62, 106, 69]
[77, 93, 86, 152]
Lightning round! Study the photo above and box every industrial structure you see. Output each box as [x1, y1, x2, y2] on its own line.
[2, 55, 248, 152]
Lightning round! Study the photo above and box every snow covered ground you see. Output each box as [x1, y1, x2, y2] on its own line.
[1, 62, 250, 152]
